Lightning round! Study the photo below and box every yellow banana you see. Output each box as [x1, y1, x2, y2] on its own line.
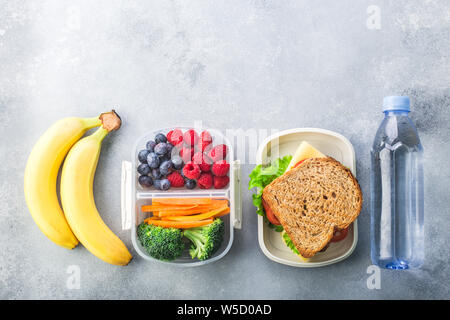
[24, 116, 102, 249]
[60, 111, 132, 266]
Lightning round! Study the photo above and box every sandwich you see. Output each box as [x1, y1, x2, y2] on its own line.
[249, 141, 362, 260]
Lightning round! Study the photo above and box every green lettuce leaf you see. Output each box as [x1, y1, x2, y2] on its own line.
[282, 231, 300, 255]
[248, 155, 292, 232]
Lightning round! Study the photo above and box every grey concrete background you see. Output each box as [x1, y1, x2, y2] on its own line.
[1, 0, 449, 300]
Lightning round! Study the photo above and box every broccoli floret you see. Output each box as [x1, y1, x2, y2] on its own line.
[137, 223, 185, 261]
[183, 219, 225, 260]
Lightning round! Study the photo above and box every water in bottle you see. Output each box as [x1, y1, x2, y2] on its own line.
[370, 96, 424, 269]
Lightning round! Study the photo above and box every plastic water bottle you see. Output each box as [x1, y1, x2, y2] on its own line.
[370, 96, 424, 269]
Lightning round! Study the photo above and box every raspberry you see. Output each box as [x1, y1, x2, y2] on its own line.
[182, 161, 201, 180]
[197, 172, 213, 189]
[208, 144, 228, 162]
[167, 129, 183, 146]
[192, 152, 212, 172]
[197, 131, 213, 152]
[183, 129, 199, 147]
[214, 175, 230, 189]
[167, 171, 185, 188]
[212, 160, 230, 177]
[179, 146, 194, 163]
[196, 142, 212, 154]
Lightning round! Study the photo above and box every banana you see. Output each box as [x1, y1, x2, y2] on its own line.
[60, 111, 132, 266]
[24, 116, 102, 249]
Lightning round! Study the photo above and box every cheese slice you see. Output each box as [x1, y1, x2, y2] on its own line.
[286, 141, 326, 171]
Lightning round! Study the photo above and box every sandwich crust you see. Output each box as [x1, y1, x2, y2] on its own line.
[262, 157, 362, 258]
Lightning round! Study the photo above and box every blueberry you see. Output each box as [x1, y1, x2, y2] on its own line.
[138, 175, 153, 187]
[154, 142, 168, 155]
[147, 152, 160, 169]
[171, 156, 183, 170]
[155, 133, 167, 144]
[185, 179, 197, 189]
[160, 179, 171, 190]
[146, 140, 156, 152]
[151, 168, 162, 179]
[166, 143, 174, 155]
[159, 160, 172, 176]
[138, 150, 150, 163]
[153, 179, 161, 190]
[158, 154, 170, 163]
[137, 164, 151, 175]
[154, 179, 170, 191]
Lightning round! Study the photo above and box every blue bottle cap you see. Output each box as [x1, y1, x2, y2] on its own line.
[382, 96, 410, 112]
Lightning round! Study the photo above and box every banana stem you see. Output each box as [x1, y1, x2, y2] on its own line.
[89, 110, 121, 142]
[91, 127, 109, 142]
[99, 110, 122, 132]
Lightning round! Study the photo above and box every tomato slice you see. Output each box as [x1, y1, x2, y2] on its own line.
[331, 227, 349, 242]
[262, 198, 281, 225]
[293, 159, 306, 168]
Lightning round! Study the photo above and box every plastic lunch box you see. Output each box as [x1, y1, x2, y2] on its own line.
[256, 128, 358, 267]
[121, 127, 242, 267]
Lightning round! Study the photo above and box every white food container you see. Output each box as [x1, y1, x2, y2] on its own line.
[121, 127, 242, 267]
[256, 128, 359, 267]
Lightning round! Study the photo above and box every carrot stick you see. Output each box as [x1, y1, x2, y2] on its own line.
[156, 201, 229, 216]
[144, 200, 228, 211]
[163, 207, 230, 221]
[144, 216, 161, 222]
[142, 205, 197, 212]
[214, 207, 231, 218]
[157, 205, 225, 217]
[207, 200, 229, 207]
[145, 218, 214, 229]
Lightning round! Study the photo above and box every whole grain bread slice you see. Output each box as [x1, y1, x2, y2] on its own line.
[262, 157, 362, 258]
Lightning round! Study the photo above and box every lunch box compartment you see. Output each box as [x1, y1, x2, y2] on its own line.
[121, 127, 241, 267]
[256, 128, 358, 268]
